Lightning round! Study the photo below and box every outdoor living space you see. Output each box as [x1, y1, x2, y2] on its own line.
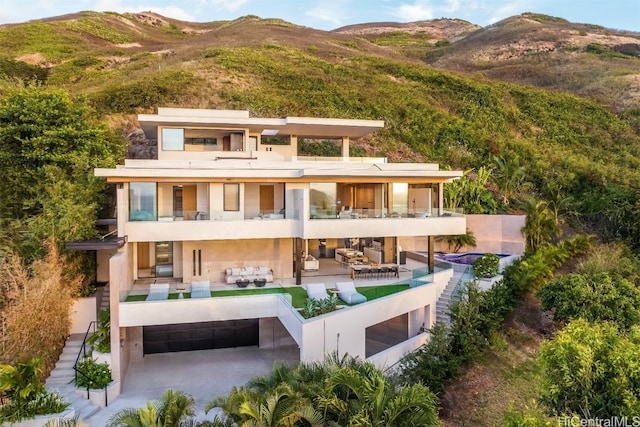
[122, 256, 427, 302]
[118, 254, 447, 367]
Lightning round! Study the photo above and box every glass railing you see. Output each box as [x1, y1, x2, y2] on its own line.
[128, 210, 299, 222]
[243, 209, 287, 220]
[309, 207, 464, 220]
[410, 266, 434, 287]
[451, 265, 476, 302]
[128, 207, 463, 222]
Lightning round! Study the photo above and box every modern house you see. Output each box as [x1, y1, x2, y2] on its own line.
[93, 107, 466, 395]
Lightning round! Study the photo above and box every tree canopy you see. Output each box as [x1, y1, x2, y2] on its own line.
[0, 83, 124, 259]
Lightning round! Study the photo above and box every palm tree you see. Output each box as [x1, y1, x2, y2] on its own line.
[206, 384, 322, 427]
[521, 198, 560, 253]
[437, 228, 477, 253]
[317, 363, 440, 426]
[492, 154, 529, 205]
[106, 389, 196, 427]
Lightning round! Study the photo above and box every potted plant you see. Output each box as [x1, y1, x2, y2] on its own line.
[74, 357, 116, 408]
[235, 276, 250, 288]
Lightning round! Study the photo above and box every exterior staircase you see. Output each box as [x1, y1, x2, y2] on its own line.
[45, 334, 101, 421]
[45, 284, 112, 421]
[99, 283, 110, 312]
[435, 265, 474, 326]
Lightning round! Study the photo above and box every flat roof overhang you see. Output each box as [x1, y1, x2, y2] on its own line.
[138, 113, 384, 140]
[66, 236, 126, 251]
[94, 168, 463, 183]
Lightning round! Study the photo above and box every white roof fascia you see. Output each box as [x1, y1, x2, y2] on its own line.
[94, 168, 304, 179]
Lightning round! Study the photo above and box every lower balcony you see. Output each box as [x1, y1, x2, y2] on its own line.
[117, 263, 453, 363]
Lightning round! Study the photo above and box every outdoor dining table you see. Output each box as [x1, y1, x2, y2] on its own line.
[350, 263, 399, 279]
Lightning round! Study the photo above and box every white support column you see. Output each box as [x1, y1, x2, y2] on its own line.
[342, 136, 349, 161]
[291, 135, 298, 161]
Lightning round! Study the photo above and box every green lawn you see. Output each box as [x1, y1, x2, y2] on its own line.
[125, 283, 410, 307]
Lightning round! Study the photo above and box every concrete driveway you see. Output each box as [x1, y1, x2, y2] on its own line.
[86, 345, 299, 426]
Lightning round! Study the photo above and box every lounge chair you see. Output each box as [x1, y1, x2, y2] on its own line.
[190, 280, 211, 298]
[146, 283, 169, 301]
[335, 281, 367, 304]
[306, 282, 329, 301]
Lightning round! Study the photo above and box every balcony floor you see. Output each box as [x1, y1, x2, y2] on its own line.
[129, 257, 426, 297]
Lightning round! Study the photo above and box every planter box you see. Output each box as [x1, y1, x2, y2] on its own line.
[76, 380, 120, 408]
[8, 408, 75, 427]
[478, 274, 504, 291]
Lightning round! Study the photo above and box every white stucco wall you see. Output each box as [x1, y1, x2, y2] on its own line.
[464, 214, 525, 255]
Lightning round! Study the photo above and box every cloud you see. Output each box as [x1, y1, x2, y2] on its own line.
[93, 0, 195, 21]
[390, 1, 435, 21]
[487, 0, 533, 25]
[201, 0, 249, 12]
[305, 0, 349, 27]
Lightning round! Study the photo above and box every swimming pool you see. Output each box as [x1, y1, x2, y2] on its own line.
[435, 252, 510, 265]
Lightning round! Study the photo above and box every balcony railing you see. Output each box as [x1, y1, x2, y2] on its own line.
[130, 210, 299, 222]
[310, 207, 463, 220]
[128, 207, 462, 223]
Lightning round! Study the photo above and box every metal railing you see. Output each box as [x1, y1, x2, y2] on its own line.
[72, 321, 109, 407]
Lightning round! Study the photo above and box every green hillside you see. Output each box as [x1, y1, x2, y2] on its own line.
[1, 11, 640, 247]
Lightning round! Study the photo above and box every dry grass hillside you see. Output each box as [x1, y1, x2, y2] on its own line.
[2, 11, 638, 112]
[423, 13, 640, 111]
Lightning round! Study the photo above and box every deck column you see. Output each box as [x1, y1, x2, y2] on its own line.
[427, 236, 435, 273]
[295, 238, 303, 286]
[342, 136, 349, 161]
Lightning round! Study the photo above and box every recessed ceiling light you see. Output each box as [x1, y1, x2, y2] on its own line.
[261, 129, 279, 136]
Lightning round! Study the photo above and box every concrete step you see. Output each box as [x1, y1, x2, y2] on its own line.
[54, 360, 76, 370]
[48, 368, 75, 379]
[78, 402, 100, 420]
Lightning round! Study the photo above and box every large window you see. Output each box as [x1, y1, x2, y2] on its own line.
[391, 183, 408, 216]
[309, 183, 337, 219]
[129, 183, 157, 221]
[162, 128, 184, 151]
[224, 183, 240, 211]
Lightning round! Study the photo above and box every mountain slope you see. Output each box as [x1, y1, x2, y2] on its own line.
[422, 13, 640, 112]
[1, 11, 640, 247]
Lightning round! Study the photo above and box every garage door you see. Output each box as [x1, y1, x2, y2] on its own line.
[143, 319, 259, 354]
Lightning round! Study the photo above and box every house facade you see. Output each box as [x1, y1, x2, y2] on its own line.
[95, 107, 466, 391]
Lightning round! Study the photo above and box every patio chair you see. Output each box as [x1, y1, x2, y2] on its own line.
[335, 281, 367, 304]
[354, 266, 368, 280]
[380, 266, 390, 278]
[190, 280, 211, 298]
[306, 282, 330, 301]
[146, 283, 170, 301]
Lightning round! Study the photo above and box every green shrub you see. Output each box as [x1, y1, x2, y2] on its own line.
[91, 70, 194, 113]
[299, 294, 340, 318]
[88, 309, 110, 354]
[0, 358, 69, 423]
[539, 319, 640, 417]
[74, 357, 112, 389]
[0, 59, 48, 82]
[399, 323, 460, 395]
[501, 402, 555, 426]
[538, 272, 640, 330]
[473, 253, 500, 278]
[0, 391, 69, 423]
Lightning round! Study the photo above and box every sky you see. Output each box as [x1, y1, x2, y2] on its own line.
[1, 0, 639, 32]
